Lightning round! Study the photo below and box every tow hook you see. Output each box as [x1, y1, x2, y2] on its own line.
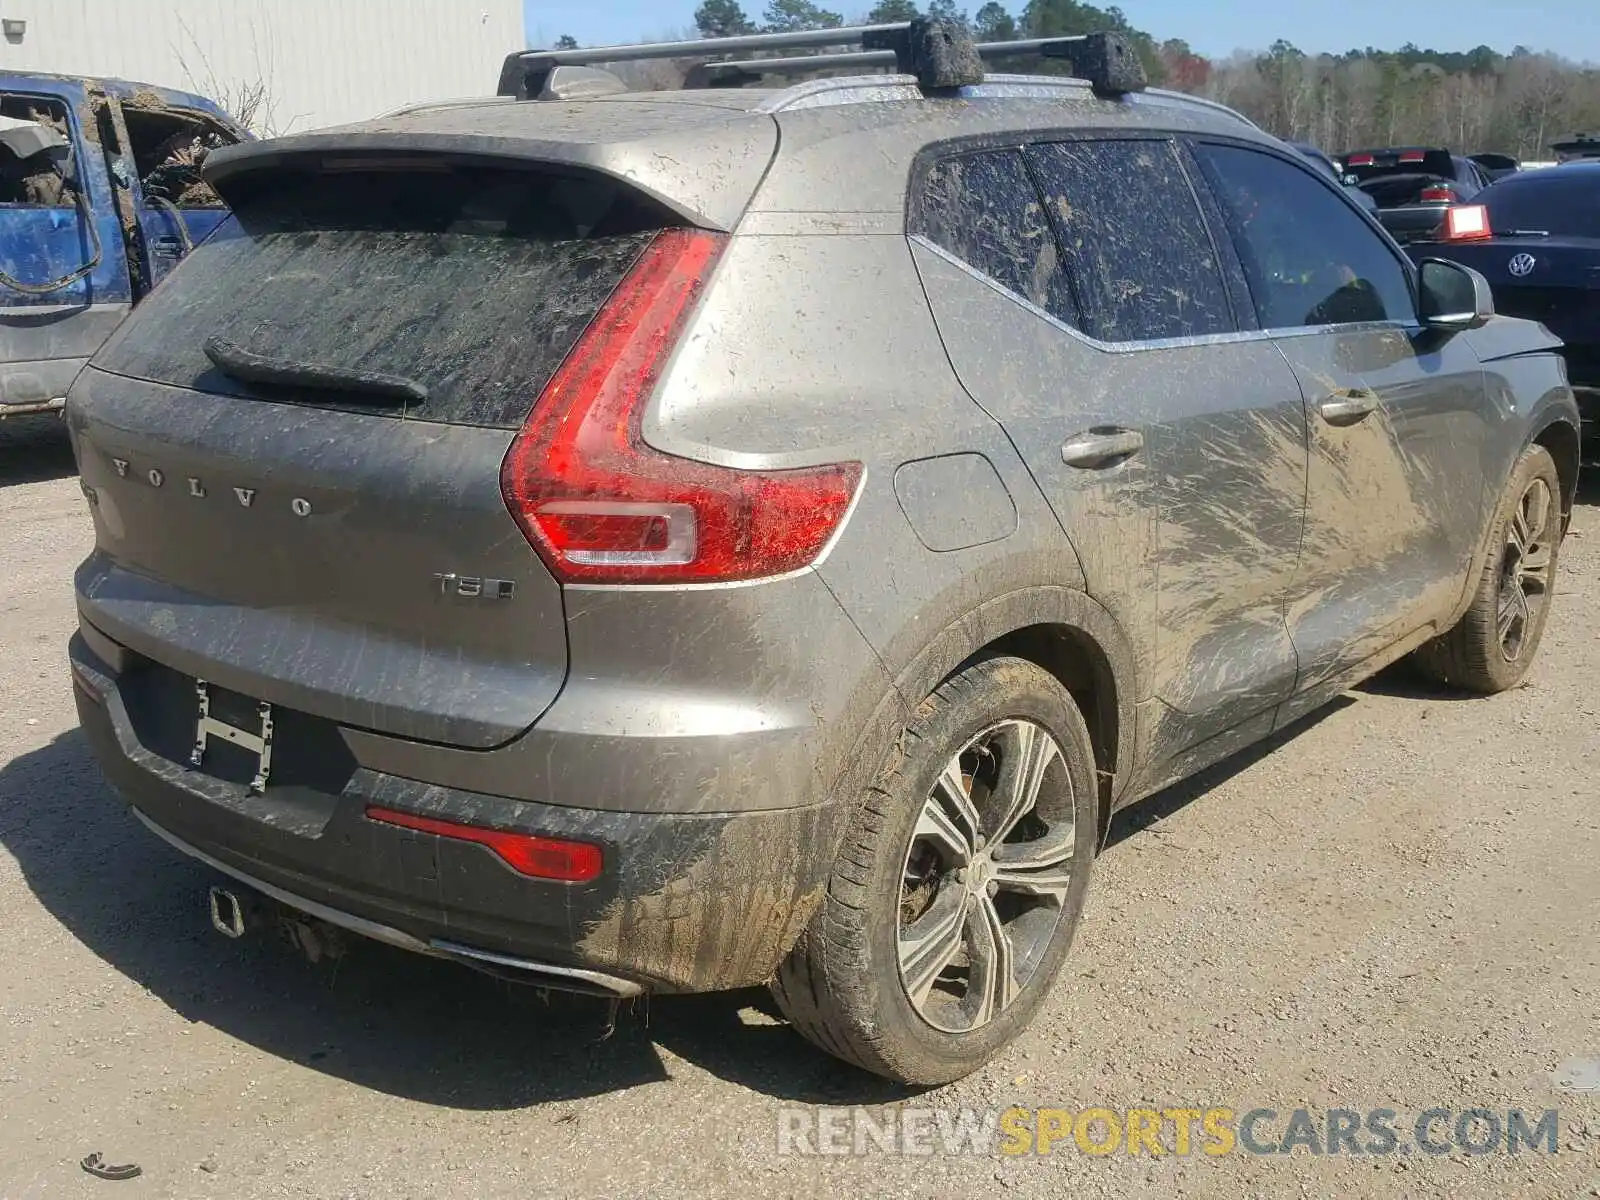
[208, 886, 245, 939]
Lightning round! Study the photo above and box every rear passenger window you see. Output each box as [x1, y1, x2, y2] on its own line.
[1195, 142, 1416, 330]
[912, 149, 1076, 323]
[1026, 139, 1235, 342]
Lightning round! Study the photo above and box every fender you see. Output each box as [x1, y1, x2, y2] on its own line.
[829, 584, 1142, 833]
[1443, 384, 1581, 634]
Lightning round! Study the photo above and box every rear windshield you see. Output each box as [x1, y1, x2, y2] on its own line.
[1481, 172, 1600, 239]
[94, 163, 668, 426]
[1356, 174, 1453, 207]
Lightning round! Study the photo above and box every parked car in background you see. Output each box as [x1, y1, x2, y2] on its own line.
[1290, 140, 1378, 212]
[1340, 146, 1491, 244]
[1410, 162, 1600, 438]
[0, 72, 243, 419]
[1552, 133, 1600, 164]
[64, 21, 1582, 1087]
[1469, 152, 1522, 181]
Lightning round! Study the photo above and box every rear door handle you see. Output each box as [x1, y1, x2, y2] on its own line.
[1317, 389, 1378, 425]
[1061, 428, 1144, 469]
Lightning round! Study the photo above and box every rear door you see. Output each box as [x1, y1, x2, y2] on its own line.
[1193, 140, 1493, 707]
[909, 136, 1309, 761]
[0, 80, 133, 411]
[1023, 137, 1308, 752]
[71, 158, 676, 748]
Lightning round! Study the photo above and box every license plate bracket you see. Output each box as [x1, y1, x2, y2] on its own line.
[190, 679, 274, 794]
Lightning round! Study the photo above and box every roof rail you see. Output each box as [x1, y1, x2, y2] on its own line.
[499, 20, 1147, 102]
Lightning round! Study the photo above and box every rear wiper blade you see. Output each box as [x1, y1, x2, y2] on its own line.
[1495, 228, 1550, 238]
[203, 336, 427, 407]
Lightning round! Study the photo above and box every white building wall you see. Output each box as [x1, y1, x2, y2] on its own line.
[0, 0, 525, 132]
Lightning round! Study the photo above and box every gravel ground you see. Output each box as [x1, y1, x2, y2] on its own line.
[1, 414, 1596, 1199]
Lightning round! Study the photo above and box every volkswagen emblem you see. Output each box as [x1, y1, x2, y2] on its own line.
[1508, 253, 1537, 277]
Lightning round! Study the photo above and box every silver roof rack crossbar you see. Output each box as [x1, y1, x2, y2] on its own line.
[688, 34, 1148, 95]
[499, 21, 1147, 101]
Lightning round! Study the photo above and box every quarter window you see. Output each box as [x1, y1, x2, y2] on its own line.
[912, 148, 1076, 323]
[1195, 142, 1415, 330]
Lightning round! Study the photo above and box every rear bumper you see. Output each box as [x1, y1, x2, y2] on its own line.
[0, 395, 65, 417]
[71, 632, 850, 993]
[134, 809, 644, 996]
[0, 356, 88, 411]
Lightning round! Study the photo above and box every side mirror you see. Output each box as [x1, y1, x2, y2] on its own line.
[1418, 258, 1494, 330]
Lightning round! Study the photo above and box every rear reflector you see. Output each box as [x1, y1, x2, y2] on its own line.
[1443, 205, 1493, 242]
[501, 228, 864, 584]
[1419, 186, 1454, 203]
[366, 806, 603, 882]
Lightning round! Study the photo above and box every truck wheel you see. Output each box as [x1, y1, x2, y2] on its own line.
[772, 657, 1097, 1085]
[1412, 445, 1563, 693]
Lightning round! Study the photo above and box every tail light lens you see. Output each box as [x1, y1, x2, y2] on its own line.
[1347, 153, 1375, 167]
[366, 806, 603, 883]
[501, 228, 863, 584]
[1419, 185, 1455, 203]
[1442, 204, 1493, 242]
[1400, 150, 1427, 164]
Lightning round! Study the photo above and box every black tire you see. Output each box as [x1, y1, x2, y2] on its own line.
[1411, 444, 1563, 693]
[771, 656, 1098, 1085]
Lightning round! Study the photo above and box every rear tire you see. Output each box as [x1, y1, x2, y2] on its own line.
[1411, 445, 1563, 693]
[771, 656, 1097, 1085]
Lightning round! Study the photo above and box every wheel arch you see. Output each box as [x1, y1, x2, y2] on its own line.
[1530, 414, 1581, 533]
[885, 586, 1141, 848]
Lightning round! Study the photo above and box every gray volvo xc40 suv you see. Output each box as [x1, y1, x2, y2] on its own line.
[66, 25, 1581, 1084]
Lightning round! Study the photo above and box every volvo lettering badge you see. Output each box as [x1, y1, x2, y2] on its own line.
[107, 458, 310, 515]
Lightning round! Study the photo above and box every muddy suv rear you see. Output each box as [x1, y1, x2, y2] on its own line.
[67, 102, 888, 995]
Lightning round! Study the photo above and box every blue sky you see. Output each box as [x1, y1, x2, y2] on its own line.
[522, 0, 1600, 60]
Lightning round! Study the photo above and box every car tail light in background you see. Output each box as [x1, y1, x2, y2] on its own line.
[1400, 150, 1427, 164]
[1442, 205, 1493, 242]
[1419, 185, 1455, 203]
[366, 807, 603, 882]
[1347, 153, 1375, 167]
[501, 228, 864, 585]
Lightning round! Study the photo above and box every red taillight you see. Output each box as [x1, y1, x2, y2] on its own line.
[1419, 185, 1454, 203]
[366, 806, 603, 883]
[1442, 204, 1493, 242]
[1400, 150, 1427, 164]
[1347, 153, 1375, 167]
[501, 228, 863, 584]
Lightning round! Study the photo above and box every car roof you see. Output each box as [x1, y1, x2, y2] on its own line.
[206, 75, 1267, 231]
[1488, 160, 1600, 184]
[0, 70, 221, 115]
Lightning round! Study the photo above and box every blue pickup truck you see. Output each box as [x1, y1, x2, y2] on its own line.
[0, 73, 243, 417]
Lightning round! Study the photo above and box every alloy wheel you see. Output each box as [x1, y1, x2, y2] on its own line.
[1497, 476, 1555, 662]
[896, 718, 1077, 1034]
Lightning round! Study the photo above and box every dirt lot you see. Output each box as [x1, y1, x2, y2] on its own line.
[0, 415, 1596, 1199]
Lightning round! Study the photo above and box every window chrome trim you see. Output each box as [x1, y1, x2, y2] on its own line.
[910, 234, 1421, 353]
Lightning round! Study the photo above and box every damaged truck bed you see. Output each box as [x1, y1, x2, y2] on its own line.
[0, 73, 243, 417]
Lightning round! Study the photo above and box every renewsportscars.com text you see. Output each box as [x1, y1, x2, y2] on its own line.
[776, 1106, 1562, 1158]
